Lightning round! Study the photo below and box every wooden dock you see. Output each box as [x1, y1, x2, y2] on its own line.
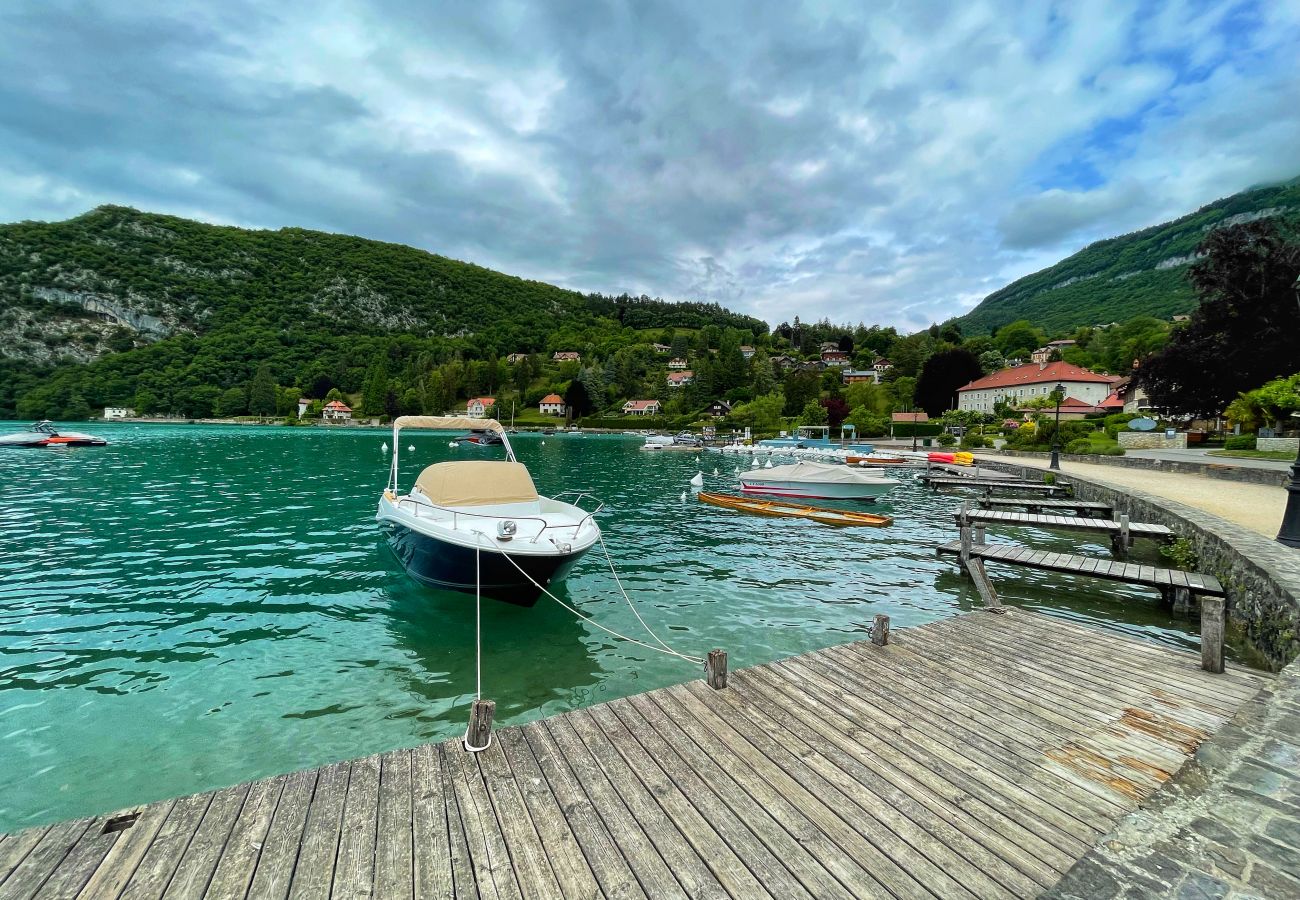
[919, 475, 1071, 495]
[0, 610, 1266, 900]
[978, 497, 1113, 517]
[952, 508, 1173, 555]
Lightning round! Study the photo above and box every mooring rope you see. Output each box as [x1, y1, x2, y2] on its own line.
[462, 541, 493, 753]
[596, 532, 680, 658]
[474, 532, 703, 664]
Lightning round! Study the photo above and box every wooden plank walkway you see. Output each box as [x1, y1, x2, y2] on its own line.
[919, 475, 1071, 494]
[0, 610, 1265, 899]
[937, 540, 1225, 597]
[979, 497, 1113, 517]
[953, 509, 1173, 542]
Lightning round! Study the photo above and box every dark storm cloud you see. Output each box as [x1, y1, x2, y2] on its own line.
[1, 0, 1297, 330]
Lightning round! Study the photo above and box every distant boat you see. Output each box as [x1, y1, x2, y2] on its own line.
[758, 425, 873, 452]
[738, 461, 896, 501]
[0, 421, 107, 448]
[377, 416, 601, 605]
[458, 429, 504, 446]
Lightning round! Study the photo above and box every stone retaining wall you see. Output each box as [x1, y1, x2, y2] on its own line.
[1119, 431, 1188, 450]
[984, 460, 1300, 669]
[994, 449, 1288, 487]
[1258, 436, 1300, 454]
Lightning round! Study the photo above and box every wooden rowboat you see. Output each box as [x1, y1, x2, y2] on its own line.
[846, 455, 908, 466]
[697, 492, 893, 527]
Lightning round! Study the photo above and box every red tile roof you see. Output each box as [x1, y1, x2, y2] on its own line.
[957, 361, 1119, 392]
[540, 394, 563, 404]
[1100, 391, 1125, 409]
[891, 412, 929, 423]
[623, 399, 660, 410]
[323, 400, 351, 411]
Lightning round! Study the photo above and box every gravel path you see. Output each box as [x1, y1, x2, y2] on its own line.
[983, 455, 1288, 537]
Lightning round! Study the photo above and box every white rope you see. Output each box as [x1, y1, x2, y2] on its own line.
[596, 532, 678, 657]
[463, 540, 493, 752]
[475, 533, 703, 664]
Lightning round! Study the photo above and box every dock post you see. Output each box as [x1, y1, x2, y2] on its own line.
[871, 614, 890, 646]
[1201, 597, 1225, 674]
[467, 699, 496, 751]
[705, 649, 728, 689]
[1111, 514, 1131, 557]
[972, 523, 986, 546]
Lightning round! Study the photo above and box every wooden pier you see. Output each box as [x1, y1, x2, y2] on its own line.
[978, 497, 1113, 517]
[0, 610, 1266, 899]
[918, 475, 1071, 495]
[951, 508, 1173, 555]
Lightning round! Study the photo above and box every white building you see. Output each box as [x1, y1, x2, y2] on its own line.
[297, 398, 311, 417]
[622, 399, 662, 416]
[667, 370, 694, 388]
[103, 407, 135, 419]
[539, 394, 566, 416]
[956, 361, 1119, 414]
[322, 400, 352, 421]
[467, 397, 496, 419]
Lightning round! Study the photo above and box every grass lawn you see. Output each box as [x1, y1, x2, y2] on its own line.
[1207, 449, 1297, 461]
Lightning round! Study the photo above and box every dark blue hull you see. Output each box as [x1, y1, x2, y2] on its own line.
[382, 522, 586, 606]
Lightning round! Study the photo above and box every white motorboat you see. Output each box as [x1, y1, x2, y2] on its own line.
[641, 434, 675, 450]
[376, 416, 602, 605]
[0, 421, 107, 448]
[738, 461, 897, 501]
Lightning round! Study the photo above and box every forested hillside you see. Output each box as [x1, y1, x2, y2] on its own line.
[952, 178, 1300, 335]
[0, 206, 765, 418]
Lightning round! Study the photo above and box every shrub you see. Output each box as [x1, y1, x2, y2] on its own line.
[936, 432, 957, 446]
[960, 433, 987, 449]
[1224, 434, 1257, 450]
[1064, 438, 1094, 455]
[1160, 536, 1199, 571]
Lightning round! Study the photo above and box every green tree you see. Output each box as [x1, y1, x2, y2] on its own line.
[915, 348, 984, 417]
[64, 392, 91, 420]
[215, 386, 246, 417]
[247, 364, 278, 416]
[360, 357, 389, 417]
[993, 320, 1045, 359]
[799, 399, 828, 426]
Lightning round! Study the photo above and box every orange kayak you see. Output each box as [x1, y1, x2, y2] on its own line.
[697, 492, 892, 527]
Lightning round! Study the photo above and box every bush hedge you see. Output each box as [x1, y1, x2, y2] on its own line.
[1223, 434, 1257, 450]
[936, 432, 957, 446]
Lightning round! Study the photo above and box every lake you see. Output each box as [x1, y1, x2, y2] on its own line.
[0, 423, 1205, 832]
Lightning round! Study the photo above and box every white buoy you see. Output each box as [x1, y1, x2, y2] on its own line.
[449, 441, 459, 448]
[713, 467, 719, 476]
[690, 471, 704, 488]
[381, 442, 389, 452]
[408, 445, 414, 451]
[734, 466, 740, 474]
[540, 440, 546, 446]
[751, 458, 760, 468]
[764, 459, 773, 468]
[680, 491, 687, 502]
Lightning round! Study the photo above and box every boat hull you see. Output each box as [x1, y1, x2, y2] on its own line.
[381, 520, 588, 606]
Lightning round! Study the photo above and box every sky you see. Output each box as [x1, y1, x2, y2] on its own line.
[1, 1, 1298, 332]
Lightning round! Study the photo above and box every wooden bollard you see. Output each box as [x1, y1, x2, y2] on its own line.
[972, 524, 986, 546]
[872, 614, 890, 646]
[705, 649, 728, 690]
[1201, 597, 1225, 674]
[959, 523, 973, 575]
[466, 699, 495, 751]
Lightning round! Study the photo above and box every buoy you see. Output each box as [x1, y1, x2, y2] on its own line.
[713, 468, 719, 476]
[540, 440, 546, 446]
[449, 441, 459, 448]
[680, 491, 687, 502]
[751, 458, 760, 468]
[407, 445, 414, 451]
[764, 459, 773, 468]
[734, 466, 740, 474]
[381, 442, 389, 452]
[690, 471, 704, 488]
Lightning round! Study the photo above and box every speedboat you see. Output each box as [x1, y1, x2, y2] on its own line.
[0, 421, 107, 448]
[738, 461, 897, 501]
[458, 429, 504, 446]
[641, 434, 675, 450]
[376, 416, 602, 605]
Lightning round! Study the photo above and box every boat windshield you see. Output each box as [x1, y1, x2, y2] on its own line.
[796, 426, 830, 440]
[32, 421, 58, 434]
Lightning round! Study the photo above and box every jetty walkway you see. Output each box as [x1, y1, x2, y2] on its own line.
[0, 609, 1269, 899]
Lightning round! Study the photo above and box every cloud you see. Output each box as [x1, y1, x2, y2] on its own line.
[0, 0, 1296, 332]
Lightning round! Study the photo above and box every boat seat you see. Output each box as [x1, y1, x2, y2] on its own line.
[413, 461, 539, 507]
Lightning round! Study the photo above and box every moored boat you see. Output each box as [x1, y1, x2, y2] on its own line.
[376, 416, 601, 605]
[758, 425, 873, 452]
[738, 461, 897, 500]
[0, 421, 107, 448]
[698, 491, 893, 527]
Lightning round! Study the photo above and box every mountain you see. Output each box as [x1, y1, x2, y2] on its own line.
[952, 178, 1300, 336]
[0, 206, 765, 418]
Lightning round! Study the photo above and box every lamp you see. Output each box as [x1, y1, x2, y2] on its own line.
[1049, 382, 1065, 470]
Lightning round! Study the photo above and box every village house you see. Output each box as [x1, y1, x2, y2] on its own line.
[552, 351, 581, 362]
[651, 343, 671, 354]
[622, 399, 662, 416]
[771, 354, 797, 370]
[538, 393, 565, 416]
[322, 400, 352, 422]
[505, 353, 529, 364]
[668, 357, 689, 370]
[797, 360, 826, 372]
[704, 399, 732, 418]
[842, 369, 879, 385]
[819, 341, 840, 353]
[103, 407, 135, 419]
[1014, 396, 1106, 420]
[1030, 340, 1076, 364]
[296, 398, 311, 417]
[956, 361, 1120, 414]
[667, 371, 694, 388]
[872, 357, 892, 373]
[821, 349, 851, 367]
[467, 397, 496, 418]
[739, 345, 755, 359]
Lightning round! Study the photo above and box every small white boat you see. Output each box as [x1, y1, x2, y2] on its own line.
[738, 461, 897, 501]
[376, 416, 601, 605]
[641, 434, 675, 450]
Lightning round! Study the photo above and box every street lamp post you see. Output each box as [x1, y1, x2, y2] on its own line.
[1049, 381, 1065, 471]
[1276, 274, 1300, 548]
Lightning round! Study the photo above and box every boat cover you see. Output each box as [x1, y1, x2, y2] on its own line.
[394, 415, 504, 434]
[414, 461, 539, 507]
[740, 461, 893, 485]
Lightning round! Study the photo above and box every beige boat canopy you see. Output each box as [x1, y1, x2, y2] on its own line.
[414, 461, 539, 507]
[388, 415, 519, 492]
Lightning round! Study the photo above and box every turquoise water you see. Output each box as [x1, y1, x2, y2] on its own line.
[0, 423, 1204, 831]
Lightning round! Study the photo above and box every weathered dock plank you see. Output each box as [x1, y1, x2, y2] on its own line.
[920, 475, 1071, 494]
[1, 611, 1269, 899]
[979, 497, 1114, 517]
[954, 508, 1173, 541]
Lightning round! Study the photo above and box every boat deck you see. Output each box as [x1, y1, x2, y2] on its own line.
[0, 609, 1267, 899]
